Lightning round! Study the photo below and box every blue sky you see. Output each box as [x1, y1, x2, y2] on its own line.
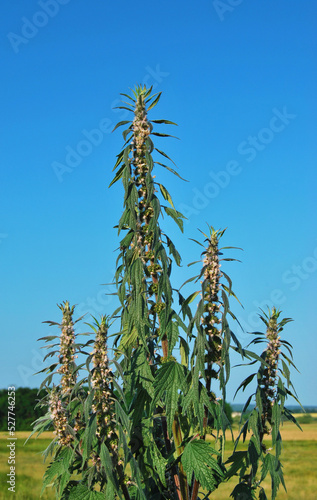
[1, 0, 316, 406]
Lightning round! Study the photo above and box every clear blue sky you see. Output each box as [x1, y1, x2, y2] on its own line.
[1, 1, 316, 406]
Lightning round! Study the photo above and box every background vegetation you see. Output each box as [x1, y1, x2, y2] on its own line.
[0, 388, 46, 431]
[1, 422, 316, 499]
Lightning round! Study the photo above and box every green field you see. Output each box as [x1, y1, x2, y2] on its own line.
[1, 423, 316, 499]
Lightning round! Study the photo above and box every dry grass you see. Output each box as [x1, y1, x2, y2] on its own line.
[226, 421, 317, 442]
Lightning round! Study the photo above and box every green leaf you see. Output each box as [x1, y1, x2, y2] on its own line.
[182, 439, 223, 490]
[145, 440, 167, 487]
[37, 335, 59, 342]
[267, 454, 286, 499]
[272, 401, 281, 446]
[41, 447, 75, 496]
[165, 235, 181, 266]
[163, 206, 186, 232]
[147, 92, 162, 111]
[112, 120, 131, 133]
[155, 161, 188, 181]
[41, 460, 64, 494]
[230, 483, 255, 500]
[82, 413, 97, 463]
[109, 163, 126, 187]
[158, 183, 175, 208]
[248, 410, 261, 452]
[225, 450, 247, 480]
[68, 484, 106, 499]
[259, 487, 268, 500]
[113, 105, 134, 113]
[234, 372, 256, 398]
[154, 360, 186, 435]
[282, 407, 302, 430]
[105, 481, 117, 500]
[179, 336, 189, 367]
[248, 435, 260, 475]
[117, 325, 138, 352]
[154, 147, 177, 166]
[100, 443, 118, 490]
[123, 128, 132, 141]
[151, 119, 178, 125]
[152, 132, 179, 139]
[131, 347, 154, 398]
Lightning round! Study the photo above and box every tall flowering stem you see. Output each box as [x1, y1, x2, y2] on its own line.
[184, 227, 240, 500]
[46, 301, 78, 446]
[259, 307, 284, 432]
[88, 316, 131, 499]
[185, 226, 240, 406]
[201, 228, 224, 395]
[110, 85, 188, 498]
[231, 307, 300, 499]
[111, 85, 184, 363]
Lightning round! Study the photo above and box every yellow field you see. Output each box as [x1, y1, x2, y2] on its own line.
[0, 422, 316, 499]
[228, 421, 317, 442]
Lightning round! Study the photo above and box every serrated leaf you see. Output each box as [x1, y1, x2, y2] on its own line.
[145, 440, 167, 487]
[41, 450, 74, 496]
[68, 484, 105, 499]
[154, 361, 186, 435]
[225, 451, 247, 480]
[248, 436, 260, 475]
[230, 482, 254, 500]
[182, 439, 223, 490]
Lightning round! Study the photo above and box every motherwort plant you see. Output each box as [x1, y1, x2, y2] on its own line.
[227, 308, 301, 499]
[33, 86, 301, 500]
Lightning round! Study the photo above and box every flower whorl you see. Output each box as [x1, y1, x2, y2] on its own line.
[49, 387, 74, 446]
[201, 229, 223, 373]
[57, 301, 77, 396]
[90, 317, 117, 449]
[260, 307, 283, 424]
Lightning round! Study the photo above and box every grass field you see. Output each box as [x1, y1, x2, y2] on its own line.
[0, 422, 316, 499]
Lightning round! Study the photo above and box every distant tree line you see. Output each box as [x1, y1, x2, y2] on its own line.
[0, 388, 46, 431]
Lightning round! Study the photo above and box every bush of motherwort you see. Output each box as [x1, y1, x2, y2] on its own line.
[32, 86, 301, 500]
